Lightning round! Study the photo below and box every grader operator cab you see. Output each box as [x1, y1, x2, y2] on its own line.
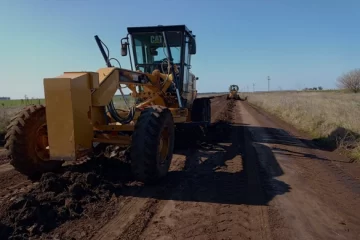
[227, 84, 247, 101]
[5, 25, 211, 183]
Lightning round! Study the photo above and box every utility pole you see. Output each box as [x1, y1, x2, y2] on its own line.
[253, 83, 255, 92]
[267, 76, 270, 92]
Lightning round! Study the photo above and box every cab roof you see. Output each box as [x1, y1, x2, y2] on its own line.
[127, 25, 195, 38]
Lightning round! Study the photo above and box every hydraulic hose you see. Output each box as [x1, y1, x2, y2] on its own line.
[94, 35, 136, 124]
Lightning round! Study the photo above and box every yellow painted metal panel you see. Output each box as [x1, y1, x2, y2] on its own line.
[44, 72, 93, 161]
[97, 67, 116, 84]
[70, 74, 93, 156]
[44, 78, 76, 160]
[92, 68, 119, 106]
[91, 106, 107, 126]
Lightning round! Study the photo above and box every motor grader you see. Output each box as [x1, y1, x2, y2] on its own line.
[5, 25, 211, 183]
[226, 84, 247, 101]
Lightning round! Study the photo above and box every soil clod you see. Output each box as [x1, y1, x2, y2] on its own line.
[0, 155, 128, 239]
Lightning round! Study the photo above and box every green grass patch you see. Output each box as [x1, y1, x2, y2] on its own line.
[0, 99, 44, 107]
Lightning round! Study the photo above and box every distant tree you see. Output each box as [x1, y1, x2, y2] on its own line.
[337, 68, 360, 93]
[318, 86, 323, 90]
[313, 87, 318, 90]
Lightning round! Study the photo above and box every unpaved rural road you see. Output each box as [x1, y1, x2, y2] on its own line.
[0, 95, 359, 240]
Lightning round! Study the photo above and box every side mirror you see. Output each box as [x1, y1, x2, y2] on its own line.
[121, 43, 128, 56]
[189, 38, 196, 55]
[195, 77, 199, 80]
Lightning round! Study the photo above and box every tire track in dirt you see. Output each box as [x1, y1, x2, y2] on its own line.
[91, 96, 239, 240]
[90, 153, 187, 240]
[0, 167, 35, 203]
[92, 98, 271, 240]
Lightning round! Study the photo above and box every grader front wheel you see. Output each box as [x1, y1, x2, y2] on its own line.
[130, 106, 175, 183]
[5, 105, 63, 178]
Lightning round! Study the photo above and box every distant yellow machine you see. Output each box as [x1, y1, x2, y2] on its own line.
[227, 85, 247, 100]
[5, 25, 211, 183]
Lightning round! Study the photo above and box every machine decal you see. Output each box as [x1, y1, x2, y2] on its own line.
[150, 35, 163, 44]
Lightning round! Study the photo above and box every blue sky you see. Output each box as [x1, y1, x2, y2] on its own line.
[1, 0, 359, 99]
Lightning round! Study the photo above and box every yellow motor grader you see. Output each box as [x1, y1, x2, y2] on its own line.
[5, 25, 211, 183]
[227, 84, 247, 100]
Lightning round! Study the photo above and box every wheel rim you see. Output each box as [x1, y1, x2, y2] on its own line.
[158, 127, 170, 165]
[35, 124, 50, 161]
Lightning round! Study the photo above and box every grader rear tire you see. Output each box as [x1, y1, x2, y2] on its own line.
[5, 105, 63, 178]
[130, 106, 175, 183]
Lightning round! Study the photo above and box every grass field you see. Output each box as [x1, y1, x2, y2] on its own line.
[247, 91, 360, 162]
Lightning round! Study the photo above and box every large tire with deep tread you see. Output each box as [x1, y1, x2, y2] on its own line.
[130, 105, 175, 183]
[5, 104, 63, 178]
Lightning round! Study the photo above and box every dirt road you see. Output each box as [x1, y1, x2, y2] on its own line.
[0, 95, 359, 240]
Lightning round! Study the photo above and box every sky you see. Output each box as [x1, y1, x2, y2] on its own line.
[0, 0, 360, 99]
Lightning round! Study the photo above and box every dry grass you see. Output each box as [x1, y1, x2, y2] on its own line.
[248, 91, 360, 162]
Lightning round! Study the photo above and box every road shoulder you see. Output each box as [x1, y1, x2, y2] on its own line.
[239, 101, 360, 240]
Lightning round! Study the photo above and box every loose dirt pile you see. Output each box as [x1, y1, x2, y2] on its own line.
[0, 152, 131, 239]
[206, 99, 236, 142]
[214, 99, 236, 124]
